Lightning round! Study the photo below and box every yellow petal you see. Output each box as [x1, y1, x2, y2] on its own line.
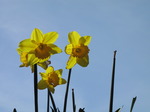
[38, 80, 47, 89]
[55, 69, 63, 77]
[46, 66, 54, 74]
[31, 28, 43, 43]
[48, 44, 62, 55]
[66, 56, 77, 69]
[37, 60, 51, 70]
[18, 39, 36, 52]
[59, 78, 66, 85]
[48, 85, 55, 93]
[40, 72, 49, 80]
[79, 36, 92, 45]
[28, 54, 39, 66]
[68, 31, 80, 45]
[77, 55, 89, 67]
[65, 44, 73, 55]
[43, 32, 59, 44]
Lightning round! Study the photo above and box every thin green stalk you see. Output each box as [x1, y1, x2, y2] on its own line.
[49, 90, 57, 112]
[72, 89, 76, 112]
[109, 51, 117, 112]
[47, 89, 50, 112]
[63, 69, 72, 112]
[13, 108, 17, 112]
[34, 64, 38, 112]
[130, 96, 137, 112]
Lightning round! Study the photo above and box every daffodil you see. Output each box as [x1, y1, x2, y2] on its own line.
[38, 66, 66, 93]
[65, 31, 92, 69]
[17, 28, 62, 67]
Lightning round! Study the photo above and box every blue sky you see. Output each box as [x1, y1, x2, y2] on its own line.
[0, 0, 150, 112]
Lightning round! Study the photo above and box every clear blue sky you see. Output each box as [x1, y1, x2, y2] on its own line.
[0, 0, 150, 112]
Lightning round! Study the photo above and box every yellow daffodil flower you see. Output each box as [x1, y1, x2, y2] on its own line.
[17, 28, 62, 67]
[38, 66, 66, 93]
[65, 31, 92, 69]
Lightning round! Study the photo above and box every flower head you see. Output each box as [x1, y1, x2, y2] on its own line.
[65, 31, 92, 69]
[17, 28, 62, 67]
[38, 66, 66, 93]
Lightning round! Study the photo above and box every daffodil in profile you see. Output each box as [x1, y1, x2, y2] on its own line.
[65, 31, 92, 69]
[38, 66, 66, 93]
[17, 28, 62, 67]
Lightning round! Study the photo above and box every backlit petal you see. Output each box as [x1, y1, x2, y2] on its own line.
[48, 85, 55, 93]
[48, 44, 62, 55]
[38, 80, 47, 89]
[79, 36, 92, 45]
[31, 28, 43, 43]
[18, 39, 36, 52]
[28, 54, 39, 66]
[66, 56, 77, 69]
[59, 78, 66, 85]
[77, 55, 89, 67]
[68, 31, 80, 45]
[55, 69, 63, 77]
[43, 32, 59, 44]
[65, 44, 73, 55]
[46, 66, 54, 74]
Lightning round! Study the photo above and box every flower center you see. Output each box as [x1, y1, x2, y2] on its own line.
[72, 45, 89, 58]
[47, 73, 59, 87]
[35, 43, 51, 59]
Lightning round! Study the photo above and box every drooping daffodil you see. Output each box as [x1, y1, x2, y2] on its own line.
[65, 31, 92, 69]
[38, 66, 66, 93]
[17, 28, 62, 67]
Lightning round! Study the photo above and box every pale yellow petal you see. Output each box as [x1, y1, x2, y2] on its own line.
[65, 44, 73, 55]
[68, 31, 80, 45]
[59, 78, 66, 85]
[66, 56, 77, 69]
[79, 36, 92, 45]
[31, 28, 43, 43]
[47, 44, 62, 55]
[28, 54, 39, 66]
[77, 55, 89, 67]
[43, 32, 59, 44]
[46, 66, 54, 74]
[18, 39, 36, 52]
[40, 72, 49, 80]
[38, 80, 47, 89]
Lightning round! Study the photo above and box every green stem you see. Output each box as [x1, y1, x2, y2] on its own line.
[47, 89, 50, 112]
[63, 69, 72, 112]
[109, 51, 117, 112]
[72, 89, 76, 112]
[49, 90, 57, 112]
[34, 64, 38, 112]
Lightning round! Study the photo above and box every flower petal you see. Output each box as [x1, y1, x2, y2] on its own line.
[59, 78, 66, 85]
[18, 39, 36, 52]
[46, 66, 54, 74]
[68, 31, 80, 45]
[31, 28, 43, 43]
[43, 32, 59, 44]
[48, 44, 62, 55]
[66, 56, 77, 69]
[48, 85, 55, 93]
[38, 80, 47, 89]
[79, 36, 92, 45]
[55, 69, 63, 77]
[65, 44, 73, 55]
[77, 55, 89, 67]
[28, 54, 39, 66]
